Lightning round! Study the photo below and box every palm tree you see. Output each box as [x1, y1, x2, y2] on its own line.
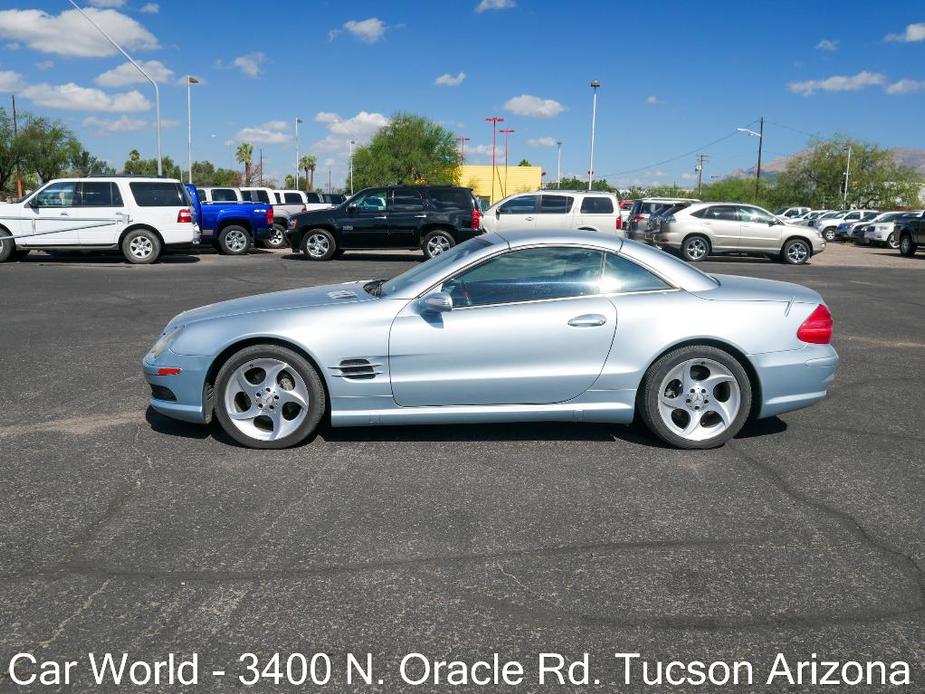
[235, 143, 254, 185]
[129, 149, 140, 162]
[299, 154, 316, 191]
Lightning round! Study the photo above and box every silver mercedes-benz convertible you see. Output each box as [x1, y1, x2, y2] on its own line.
[143, 229, 838, 450]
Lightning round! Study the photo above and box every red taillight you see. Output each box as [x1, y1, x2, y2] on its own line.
[471, 207, 481, 230]
[177, 208, 192, 223]
[301, 205, 307, 212]
[632, 214, 645, 223]
[615, 216, 622, 230]
[797, 304, 833, 344]
[157, 367, 182, 376]
[266, 208, 274, 224]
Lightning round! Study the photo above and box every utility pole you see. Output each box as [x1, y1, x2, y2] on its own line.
[11, 95, 22, 198]
[499, 128, 514, 198]
[843, 144, 852, 207]
[455, 136, 471, 165]
[485, 117, 504, 203]
[259, 148, 263, 186]
[755, 116, 764, 197]
[328, 168, 332, 194]
[555, 140, 562, 188]
[349, 140, 355, 194]
[588, 80, 600, 190]
[695, 154, 709, 197]
[186, 76, 199, 184]
[294, 116, 303, 190]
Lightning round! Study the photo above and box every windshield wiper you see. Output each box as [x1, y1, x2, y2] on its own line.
[364, 278, 387, 297]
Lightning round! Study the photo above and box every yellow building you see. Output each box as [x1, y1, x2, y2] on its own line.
[457, 164, 542, 205]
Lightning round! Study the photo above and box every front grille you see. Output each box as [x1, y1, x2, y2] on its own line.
[331, 358, 382, 380]
[150, 384, 176, 401]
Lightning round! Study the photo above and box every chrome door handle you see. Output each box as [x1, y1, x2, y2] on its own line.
[374, 215, 387, 219]
[59, 212, 69, 216]
[525, 216, 535, 221]
[568, 314, 607, 327]
[413, 214, 427, 218]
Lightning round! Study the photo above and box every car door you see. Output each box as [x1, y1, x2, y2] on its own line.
[388, 246, 617, 406]
[697, 205, 741, 250]
[19, 182, 82, 246]
[576, 195, 616, 231]
[536, 194, 575, 230]
[75, 181, 126, 246]
[492, 194, 539, 232]
[341, 188, 390, 247]
[738, 205, 783, 251]
[387, 187, 425, 247]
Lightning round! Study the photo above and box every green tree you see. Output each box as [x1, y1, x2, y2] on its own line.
[122, 154, 181, 179]
[299, 154, 316, 190]
[69, 149, 114, 177]
[351, 113, 460, 189]
[235, 143, 254, 185]
[547, 176, 615, 192]
[284, 174, 296, 189]
[518, 159, 531, 167]
[19, 116, 81, 183]
[699, 176, 770, 206]
[0, 107, 25, 192]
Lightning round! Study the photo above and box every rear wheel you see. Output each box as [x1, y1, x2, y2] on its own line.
[218, 225, 252, 255]
[899, 233, 917, 257]
[261, 223, 287, 249]
[301, 228, 337, 260]
[781, 238, 810, 265]
[639, 345, 752, 449]
[422, 229, 455, 259]
[121, 228, 161, 264]
[0, 228, 15, 262]
[213, 344, 326, 449]
[681, 235, 710, 262]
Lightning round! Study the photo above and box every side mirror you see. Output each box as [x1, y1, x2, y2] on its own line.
[495, 208, 501, 219]
[419, 291, 453, 312]
[347, 204, 357, 214]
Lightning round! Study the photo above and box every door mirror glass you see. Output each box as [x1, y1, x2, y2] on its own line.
[419, 291, 453, 312]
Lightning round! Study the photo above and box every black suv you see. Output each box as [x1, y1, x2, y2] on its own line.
[286, 185, 482, 260]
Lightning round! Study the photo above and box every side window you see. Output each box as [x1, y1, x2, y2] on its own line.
[32, 182, 77, 208]
[429, 188, 469, 210]
[580, 196, 615, 214]
[353, 189, 388, 211]
[242, 189, 270, 204]
[704, 205, 739, 221]
[78, 182, 123, 207]
[284, 193, 303, 204]
[739, 206, 775, 224]
[498, 195, 538, 215]
[392, 188, 425, 212]
[442, 247, 603, 307]
[539, 195, 574, 214]
[305, 192, 322, 203]
[129, 182, 187, 206]
[212, 188, 237, 202]
[602, 253, 671, 293]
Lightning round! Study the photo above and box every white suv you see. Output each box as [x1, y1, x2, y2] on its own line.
[481, 191, 624, 235]
[0, 177, 198, 264]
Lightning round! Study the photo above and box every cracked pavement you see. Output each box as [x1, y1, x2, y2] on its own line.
[0, 247, 923, 692]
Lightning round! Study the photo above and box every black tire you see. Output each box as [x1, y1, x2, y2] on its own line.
[218, 225, 252, 255]
[781, 238, 811, 265]
[301, 228, 337, 261]
[260, 223, 287, 249]
[899, 233, 917, 257]
[332, 248, 345, 259]
[681, 235, 710, 262]
[422, 229, 456, 259]
[639, 345, 752, 450]
[0, 228, 14, 263]
[213, 344, 326, 449]
[886, 232, 899, 250]
[822, 227, 836, 242]
[121, 228, 161, 264]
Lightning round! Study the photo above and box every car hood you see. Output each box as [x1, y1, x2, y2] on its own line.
[694, 274, 822, 304]
[169, 281, 373, 327]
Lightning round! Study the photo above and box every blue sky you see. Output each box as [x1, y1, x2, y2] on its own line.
[1, 0, 923, 189]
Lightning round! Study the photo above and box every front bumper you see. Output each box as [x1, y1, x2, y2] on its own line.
[142, 349, 213, 424]
[753, 344, 839, 419]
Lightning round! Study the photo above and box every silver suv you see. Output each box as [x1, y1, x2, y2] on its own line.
[625, 197, 700, 240]
[649, 201, 826, 265]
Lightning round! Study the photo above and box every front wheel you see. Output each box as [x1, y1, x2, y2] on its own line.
[899, 233, 917, 257]
[422, 229, 456, 259]
[0, 228, 15, 262]
[260, 223, 287, 249]
[639, 345, 752, 449]
[822, 227, 836, 242]
[121, 228, 162, 264]
[681, 235, 710, 262]
[213, 344, 326, 449]
[781, 238, 810, 265]
[218, 225, 252, 255]
[301, 229, 337, 260]
[886, 232, 899, 250]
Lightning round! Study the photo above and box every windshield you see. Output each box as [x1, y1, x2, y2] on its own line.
[378, 237, 495, 298]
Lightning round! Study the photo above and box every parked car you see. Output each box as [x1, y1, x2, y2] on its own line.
[275, 189, 331, 212]
[481, 191, 624, 236]
[626, 197, 700, 240]
[0, 176, 197, 264]
[650, 201, 825, 264]
[144, 229, 838, 450]
[286, 185, 482, 260]
[185, 184, 274, 255]
[241, 186, 306, 243]
[646, 201, 696, 235]
[896, 211, 925, 257]
[323, 193, 347, 205]
[816, 209, 877, 241]
[618, 199, 634, 227]
[773, 206, 811, 220]
[198, 186, 242, 203]
[834, 211, 878, 240]
[862, 211, 923, 248]
[195, 186, 286, 249]
[793, 209, 830, 226]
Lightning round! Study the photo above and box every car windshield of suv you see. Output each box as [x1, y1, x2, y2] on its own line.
[376, 237, 495, 299]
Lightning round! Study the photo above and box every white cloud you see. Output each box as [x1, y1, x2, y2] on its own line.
[528, 136, 558, 147]
[885, 22, 925, 42]
[476, 0, 515, 12]
[232, 121, 292, 144]
[35, 60, 54, 70]
[259, 120, 289, 132]
[886, 78, 925, 95]
[0, 8, 158, 57]
[0, 70, 25, 92]
[312, 111, 389, 153]
[95, 59, 173, 87]
[139, 3, 159, 13]
[83, 114, 145, 134]
[233, 52, 265, 78]
[341, 17, 387, 43]
[504, 94, 565, 118]
[88, 0, 125, 7]
[159, 118, 179, 127]
[21, 82, 151, 111]
[816, 38, 838, 51]
[645, 95, 661, 105]
[435, 71, 466, 86]
[787, 70, 886, 96]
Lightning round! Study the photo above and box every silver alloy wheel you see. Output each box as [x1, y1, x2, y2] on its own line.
[267, 227, 285, 247]
[128, 234, 153, 260]
[786, 240, 809, 263]
[685, 237, 708, 260]
[824, 228, 835, 241]
[657, 358, 741, 442]
[426, 233, 452, 256]
[225, 228, 248, 253]
[887, 232, 898, 250]
[223, 357, 310, 442]
[306, 233, 330, 258]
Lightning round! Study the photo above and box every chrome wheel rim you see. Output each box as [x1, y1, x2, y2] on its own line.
[427, 234, 451, 256]
[223, 358, 309, 442]
[306, 233, 329, 258]
[225, 229, 247, 253]
[901, 237, 912, 254]
[267, 227, 285, 247]
[685, 238, 707, 260]
[887, 233, 898, 249]
[786, 241, 809, 263]
[129, 235, 153, 259]
[657, 358, 741, 442]
[824, 228, 835, 241]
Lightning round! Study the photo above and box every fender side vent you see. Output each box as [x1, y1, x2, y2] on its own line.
[332, 358, 382, 380]
[327, 289, 358, 299]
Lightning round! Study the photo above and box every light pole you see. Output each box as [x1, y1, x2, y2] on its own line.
[186, 75, 199, 183]
[294, 117, 303, 190]
[68, 0, 162, 175]
[588, 80, 600, 190]
[843, 144, 852, 207]
[455, 135, 471, 164]
[499, 128, 514, 198]
[737, 117, 764, 197]
[555, 140, 562, 188]
[348, 140, 356, 194]
[485, 117, 504, 203]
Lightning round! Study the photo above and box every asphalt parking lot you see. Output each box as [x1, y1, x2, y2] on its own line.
[1, 243, 923, 692]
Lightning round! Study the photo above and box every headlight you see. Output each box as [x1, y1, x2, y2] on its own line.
[288, 218, 298, 230]
[149, 324, 184, 360]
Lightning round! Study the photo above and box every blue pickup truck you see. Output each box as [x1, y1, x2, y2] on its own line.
[185, 184, 274, 255]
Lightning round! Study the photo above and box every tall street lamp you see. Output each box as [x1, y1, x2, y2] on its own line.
[499, 129, 514, 197]
[186, 75, 199, 183]
[455, 136, 471, 165]
[349, 140, 356, 195]
[295, 117, 303, 189]
[588, 80, 600, 190]
[485, 117, 504, 203]
[68, 0, 162, 175]
[555, 140, 562, 188]
[843, 144, 852, 207]
[737, 116, 764, 197]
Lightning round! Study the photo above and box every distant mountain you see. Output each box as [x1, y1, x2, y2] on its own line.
[728, 147, 925, 179]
